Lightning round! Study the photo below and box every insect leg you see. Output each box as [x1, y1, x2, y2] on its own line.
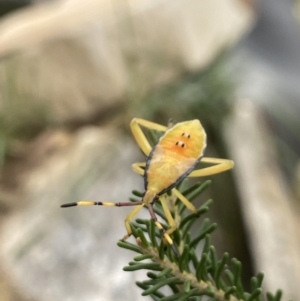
[130, 118, 168, 156]
[160, 195, 177, 235]
[148, 202, 179, 256]
[132, 162, 146, 176]
[188, 157, 234, 177]
[61, 200, 145, 241]
[172, 188, 198, 214]
[123, 204, 145, 240]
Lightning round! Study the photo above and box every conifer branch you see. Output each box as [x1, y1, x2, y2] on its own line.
[118, 179, 291, 301]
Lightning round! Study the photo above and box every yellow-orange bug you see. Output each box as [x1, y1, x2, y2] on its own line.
[61, 118, 234, 254]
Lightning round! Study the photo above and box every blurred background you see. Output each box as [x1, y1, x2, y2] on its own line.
[0, 0, 300, 300]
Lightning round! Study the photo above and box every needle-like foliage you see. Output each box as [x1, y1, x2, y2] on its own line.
[118, 179, 291, 301]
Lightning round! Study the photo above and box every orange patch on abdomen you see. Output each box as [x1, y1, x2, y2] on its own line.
[146, 147, 197, 194]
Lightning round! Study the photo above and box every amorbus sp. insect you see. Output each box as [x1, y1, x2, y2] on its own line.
[61, 118, 234, 255]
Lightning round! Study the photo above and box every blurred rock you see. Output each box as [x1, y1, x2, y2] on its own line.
[0, 0, 257, 299]
[293, 0, 300, 22]
[0, 0, 255, 126]
[225, 99, 300, 300]
[0, 124, 151, 301]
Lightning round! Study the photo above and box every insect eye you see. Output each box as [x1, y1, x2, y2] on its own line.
[181, 132, 191, 138]
[175, 141, 185, 147]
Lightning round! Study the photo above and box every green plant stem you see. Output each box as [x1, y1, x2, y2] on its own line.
[131, 239, 247, 301]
